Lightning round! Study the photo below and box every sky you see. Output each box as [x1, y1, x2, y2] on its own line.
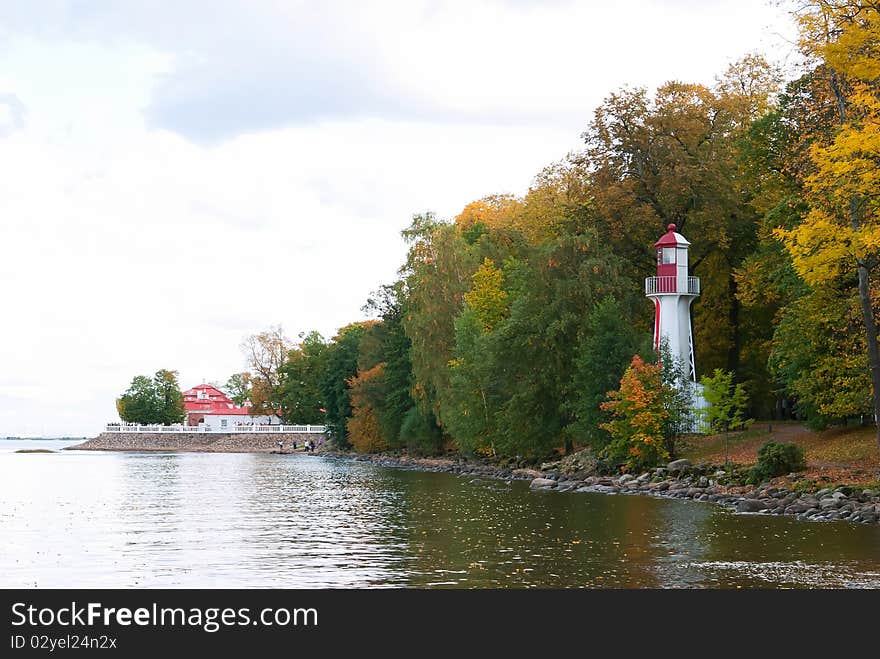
[0, 0, 798, 437]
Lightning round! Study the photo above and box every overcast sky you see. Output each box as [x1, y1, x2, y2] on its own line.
[0, 1, 797, 436]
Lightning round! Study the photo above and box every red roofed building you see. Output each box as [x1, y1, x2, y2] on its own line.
[183, 384, 280, 430]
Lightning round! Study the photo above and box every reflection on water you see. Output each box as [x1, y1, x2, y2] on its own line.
[1, 440, 879, 588]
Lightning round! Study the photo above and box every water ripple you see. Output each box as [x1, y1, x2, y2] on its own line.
[1, 441, 879, 588]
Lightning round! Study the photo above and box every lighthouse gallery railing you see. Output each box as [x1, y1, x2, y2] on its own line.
[644, 276, 700, 295]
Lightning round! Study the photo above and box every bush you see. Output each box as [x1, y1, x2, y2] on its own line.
[748, 441, 806, 483]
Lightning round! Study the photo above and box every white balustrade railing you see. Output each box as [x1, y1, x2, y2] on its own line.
[104, 423, 326, 434]
[644, 276, 700, 295]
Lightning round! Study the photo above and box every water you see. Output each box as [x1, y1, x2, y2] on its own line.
[2, 440, 879, 588]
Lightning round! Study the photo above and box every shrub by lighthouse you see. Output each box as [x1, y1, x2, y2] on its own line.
[645, 224, 700, 381]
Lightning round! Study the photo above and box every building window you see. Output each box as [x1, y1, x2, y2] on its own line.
[197, 390, 209, 400]
[221, 419, 227, 428]
[661, 247, 676, 264]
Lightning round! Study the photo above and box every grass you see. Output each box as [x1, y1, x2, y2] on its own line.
[678, 426, 774, 463]
[680, 421, 880, 487]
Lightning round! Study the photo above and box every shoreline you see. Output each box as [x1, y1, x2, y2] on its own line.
[57, 435, 880, 526]
[326, 450, 880, 526]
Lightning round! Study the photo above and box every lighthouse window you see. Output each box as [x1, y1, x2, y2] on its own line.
[661, 247, 676, 264]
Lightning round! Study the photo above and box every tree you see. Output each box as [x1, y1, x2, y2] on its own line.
[401, 213, 478, 425]
[346, 364, 388, 452]
[768, 284, 873, 428]
[454, 194, 521, 233]
[320, 322, 371, 447]
[700, 367, 750, 465]
[442, 229, 635, 459]
[443, 307, 498, 455]
[240, 326, 291, 417]
[775, 1, 880, 454]
[116, 375, 159, 424]
[116, 370, 184, 425]
[701, 368, 750, 434]
[278, 331, 327, 424]
[733, 65, 847, 420]
[363, 282, 443, 453]
[580, 58, 781, 397]
[153, 369, 185, 425]
[463, 258, 509, 332]
[657, 341, 697, 459]
[600, 355, 670, 472]
[224, 372, 252, 406]
[566, 296, 644, 452]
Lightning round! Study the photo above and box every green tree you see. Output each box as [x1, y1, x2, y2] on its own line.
[278, 331, 327, 424]
[401, 212, 478, 426]
[116, 370, 184, 425]
[224, 372, 252, 406]
[364, 282, 443, 453]
[566, 296, 644, 452]
[769, 285, 872, 428]
[153, 369, 185, 425]
[657, 341, 697, 459]
[443, 307, 498, 455]
[116, 375, 159, 424]
[320, 322, 370, 447]
[700, 367, 750, 465]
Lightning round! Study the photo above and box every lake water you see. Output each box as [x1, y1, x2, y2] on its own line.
[2, 439, 879, 588]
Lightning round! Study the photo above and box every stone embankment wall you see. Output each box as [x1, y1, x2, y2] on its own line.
[71, 432, 326, 453]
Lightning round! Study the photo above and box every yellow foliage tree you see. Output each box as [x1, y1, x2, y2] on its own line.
[454, 195, 521, 232]
[463, 258, 509, 332]
[775, 1, 880, 452]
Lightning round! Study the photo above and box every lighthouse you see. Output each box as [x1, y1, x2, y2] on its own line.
[645, 224, 700, 381]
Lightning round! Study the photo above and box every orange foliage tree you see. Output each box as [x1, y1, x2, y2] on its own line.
[346, 364, 388, 452]
[600, 355, 670, 472]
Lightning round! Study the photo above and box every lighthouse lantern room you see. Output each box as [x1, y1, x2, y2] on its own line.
[645, 224, 700, 381]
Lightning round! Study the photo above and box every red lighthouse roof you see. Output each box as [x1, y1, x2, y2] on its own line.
[654, 223, 691, 248]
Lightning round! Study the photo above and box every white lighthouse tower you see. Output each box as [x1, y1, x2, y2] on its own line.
[645, 224, 700, 381]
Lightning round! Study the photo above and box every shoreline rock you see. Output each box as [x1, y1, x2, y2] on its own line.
[323, 450, 880, 526]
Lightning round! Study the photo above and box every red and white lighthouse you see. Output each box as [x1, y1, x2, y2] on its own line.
[645, 224, 700, 381]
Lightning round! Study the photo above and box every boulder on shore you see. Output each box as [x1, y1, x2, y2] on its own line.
[735, 498, 767, 513]
[529, 477, 557, 489]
